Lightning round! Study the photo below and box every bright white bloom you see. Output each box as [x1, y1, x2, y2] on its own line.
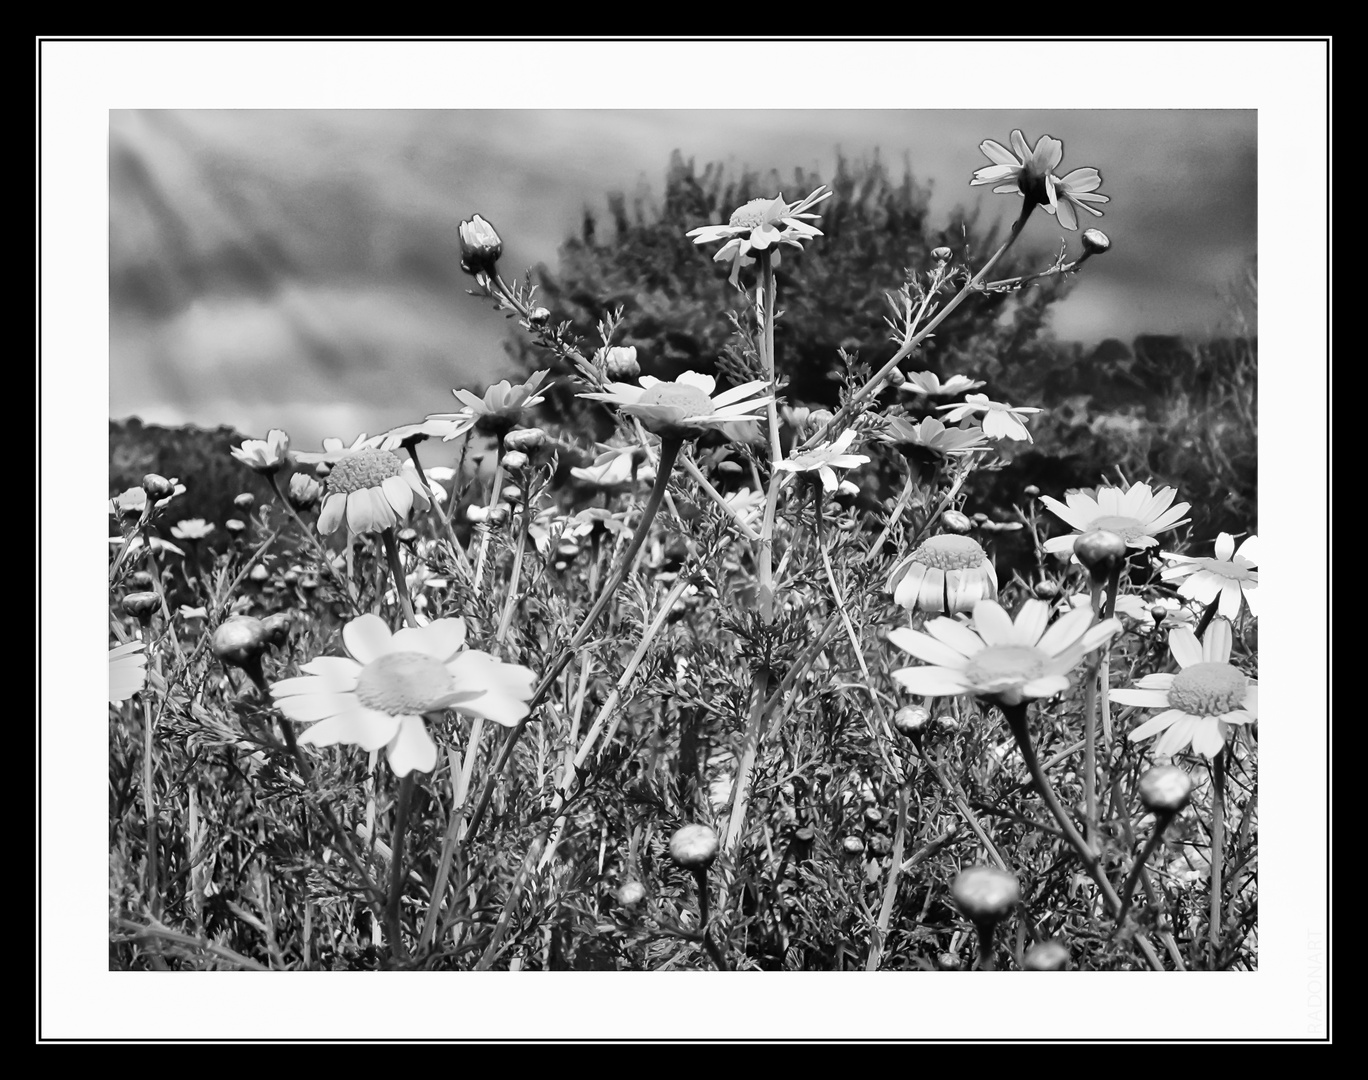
[170, 519, 215, 541]
[570, 446, 655, 489]
[427, 371, 550, 439]
[1040, 483, 1190, 556]
[1161, 533, 1259, 620]
[317, 449, 431, 537]
[686, 187, 832, 286]
[230, 429, 290, 475]
[938, 394, 1042, 442]
[889, 599, 1121, 706]
[774, 430, 869, 492]
[271, 614, 537, 777]
[899, 371, 985, 397]
[970, 130, 1108, 230]
[375, 417, 473, 451]
[888, 534, 998, 615]
[1111, 620, 1257, 759]
[578, 370, 771, 441]
[109, 641, 148, 704]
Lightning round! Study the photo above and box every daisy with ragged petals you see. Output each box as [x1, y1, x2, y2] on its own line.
[774, 429, 870, 492]
[1111, 619, 1257, 759]
[293, 433, 385, 466]
[109, 640, 148, 704]
[1161, 533, 1259, 620]
[230, 429, 290, 475]
[317, 449, 431, 537]
[888, 534, 999, 616]
[889, 598, 1121, 707]
[427, 370, 550, 439]
[686, 186, 832, 286]
[938, 394, 1042, 443]
[578, 370, 772, 442]
[271, 614, 536, 777]
[899, 371, 986, 398]
[1040, 483, 1190, 556]
[970, 130, 1108, 230]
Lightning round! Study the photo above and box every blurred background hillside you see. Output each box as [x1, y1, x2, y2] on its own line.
[109, 109, 1256, 455]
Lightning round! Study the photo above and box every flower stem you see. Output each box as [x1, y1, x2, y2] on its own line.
[140, 686, 159, 913]
[470, 447, 506, 597]
[406, 442, 473, 578]
[756, 251, 783, 623]
[1117, 811, 1175, 925]
[1002, 701, 1122, 918]
[1209, 751, 1226, 964]
[386, 772, 416, 965]
[381, 528, 419, 630]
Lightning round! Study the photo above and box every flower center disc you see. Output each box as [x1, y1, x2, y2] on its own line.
[1088, 515, 1146, 543]
[354, 651, 455, 716]
[639, 384, 713, 417]
[966, 646, 1047, 689]
[728, 198, 774, 231]
[327, 449, 404, 496]
[912, 534, 988, 570]
[1168, 661, 1248, 716]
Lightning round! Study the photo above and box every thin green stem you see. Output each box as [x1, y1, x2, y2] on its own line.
[406, 441, 473, 578]
[386, 772, 416, 965]
[1118, 811, 1174, 925]
[381, 528, 419, 630]
[1209, 751, 1226, 964]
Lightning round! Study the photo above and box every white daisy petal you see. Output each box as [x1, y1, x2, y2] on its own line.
[1168, 628, 1203, 668]
[892, 665, 973, 697]
[887, 626, 969, 668]
[344, 613, 394, 664]
[386, 715, 439, 776]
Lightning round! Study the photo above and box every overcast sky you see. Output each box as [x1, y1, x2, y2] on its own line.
[109, 108, 1256, 450]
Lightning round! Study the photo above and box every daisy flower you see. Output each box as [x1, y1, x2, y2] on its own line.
[899, 371, 986, 398]
[1161, 533, 1259, 620]
[109, 640, 148, 704]
[316, 448, 431, 537]
[170, 519, 215, 541]
[427, 371, 550, 439]
[570, 446, 655, 490]
[774, 429, 870, 492]
[109, 482, 186, 519]
[1039, 483, 1190, 556]
[578, 370, 772, 441]
[107, 534, 184, 559]
[889, 598, 1122, 707]
[270, 614, 537, 777]
[970, 130, 1108, 230]
[375, 417, 473, 452]
[686, 186, 832, 286]
[1111, 620, 1257, 758]
[878, 416, 991, 466]
[230, 429, 290, 475]
[938, 394, 1042, 442]
[887, 534, 998, 615]
[1048, 166, 1109, 231]
[292, 433, 385, 466]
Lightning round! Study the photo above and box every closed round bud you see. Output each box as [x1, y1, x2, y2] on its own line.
[500, 486, 522, 503]
[603, 345, 640, 381]
[1137, 765, 1194, 815]
[504, 427, 548, 453]
[808, 409, 835, 429]
[1150, 604, 1168, 627]
[1023, 484, 1040, 498]
[1023, 940, 1071, 971]
[938, 951, 962, 971]
[501, 450, 529, 472]
[249, 563, 270, 582]
[616, 880, 647, 907]
[669, 823, 720, 871]
[870, 833, 893, 856]
[1033, 580, 1061, 600]
[129, 571, 155, 589]
[842, 835, 865, 856]
[300, 574, 319, 590]
[887, 367, 906, 387]
[234, 493, 256, 511]
[931, 246, 953, 262]
[951, 865, 1020, 924]
[458, 214, 502, 276]
[864, 807, 884, 827]
[226, 519, 246, 533]
[941, 510, 973, 534]
[141, 474, 174, 500]
[794, 825, 815, 843]
[894, 704, 931, 737]
[1081, 229, 1111, 256]
[1074, 529, 1128, 579]
[556, 541, 580, 559]
[260, 613, 292, 647]
[122, 591, 161, 622]
[528, 306, 551, 326]
[212, 616, 270, 669]
[289, 472, 323, 511]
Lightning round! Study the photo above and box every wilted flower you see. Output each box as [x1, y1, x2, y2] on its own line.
[230, 429, 290, 475]
[774, 429, 870, 492]
[1111, 619, 1257, 759]
[578, 370, 771, 441]
[271, 614, 537, 778]
[1040, 483, 1190, 556]
[686, 186, 833, 286]
[887, 534, 998, 615]
[1161, 533, 1259, 620]
[938, 394, 1042, 443]
[109, 641, 148, 703]
[317, 449, 431, 537]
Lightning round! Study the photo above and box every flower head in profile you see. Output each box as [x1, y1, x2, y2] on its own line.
[1040, 483, 1190, 556]
[109, 640, 148, 704]
[938, 394, 1042, 443]
[877, 416, 991, 471]
[1111, 619, 1257, 758]
[899, 371, 986, 398]
[110, 482, 186, 519]
[292, 433, 385, 466]
[270, 614, 537, 777]
[375, 417, 473, 452]
[170, 519, 215, 541]
[427, 370, 550, 439]
[970, 130, 1108, 230]
[774, 430, 869, 492]
[889, 598, 1121, 707]
[317, 448, 431, 537]
[230, 429, 290, 476]
[1161, 533, 1259, 620]
[578, 370, 771, 441]
[458, 214, 502, 278]
[687, 186, 832, 286]
[888, 534, 998, 615]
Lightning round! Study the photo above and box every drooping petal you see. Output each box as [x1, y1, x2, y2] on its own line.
[386, 715, 438, 776]
[1234, 535, 1259, 566]
[318, 492, 347, 535]
[1055, 196, 1079, 231]
[382, 475, 414, 520]
[980, 138, 1021, 167]
[893, 562, 929, 609]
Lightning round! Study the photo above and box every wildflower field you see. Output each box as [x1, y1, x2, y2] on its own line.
[107, 129, 1259, 974]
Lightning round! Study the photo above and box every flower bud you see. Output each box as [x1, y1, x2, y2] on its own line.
[931, 246, 952, 262]
[502, 450, 529, 472]
[142, 474, 174, 500]
[289, 472, 323, 511]
[458, 214, 502, 277]
[951, 865, 1020, 925]
[1023, 484, 1040, 497]
[938, 952, 962, 971]
[1081, 229, 1111, 256]
[1150, 604, 1169, 628]
[603, 345, 640, 381]
[122, 591, 161, 624]
[1137, 765, 1194, 815]
[528, 306, 551, 326]
[808, 409, 835, 429]
[212, 616, 270, 669]
[504, 427, 548, 453]
[1074, 529, 1128, 581]
[1033, 580, 1061, 600]
[894, 704, 931, 738]
[616, 880, 647, 908]
[260, 613, 292, 648]
[1023, 940, 1070, 971]
[941, 510, 973, 534]
[487, 506, 510, 527]
[842, 835, 865, 856]
[234, 493, 256, 511]
[129, 571, 156, 589]
[226, 519, 246, 534]
[669, 823, 720, 871]
[249, 563, 270, 582]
